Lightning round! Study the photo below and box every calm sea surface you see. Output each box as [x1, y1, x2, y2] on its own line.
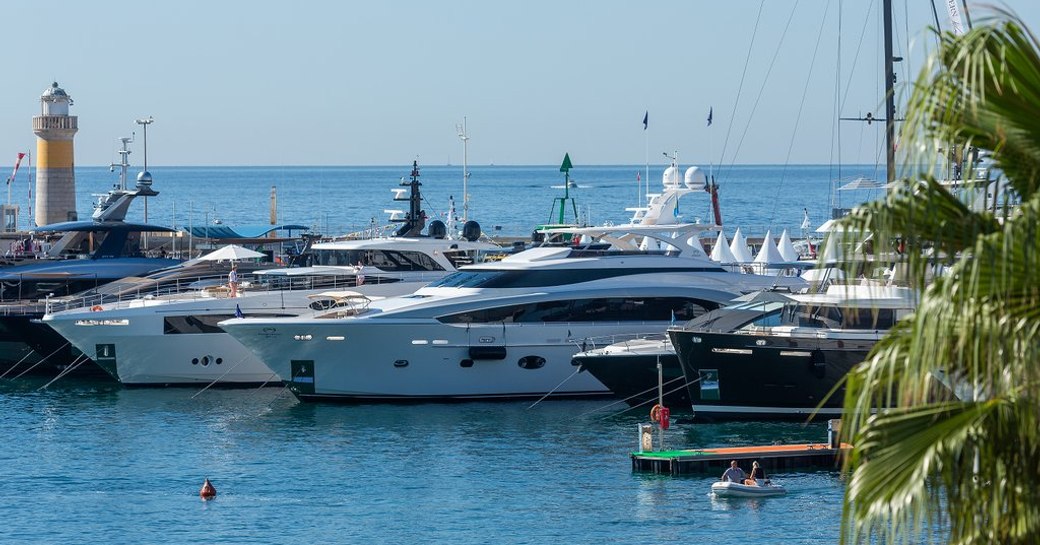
[43, 163, 885, 239]
[0, 379, 844, 544]
[1, 164, 868, 543]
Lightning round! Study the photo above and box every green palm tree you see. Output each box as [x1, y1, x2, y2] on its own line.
[836, 9, 1040, 545]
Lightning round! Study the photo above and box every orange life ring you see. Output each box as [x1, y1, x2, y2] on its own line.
[650, 404, 663, 423]
[91, 305, 103, 312]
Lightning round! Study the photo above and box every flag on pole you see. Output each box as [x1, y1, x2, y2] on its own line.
[642, 111, 648, 130]
[234, 304, 244, 319]
[636, 172, 640, 182]
[801, 208, 811, 230]
[707, 107, 713, 127]
[7, 152, 25, 186]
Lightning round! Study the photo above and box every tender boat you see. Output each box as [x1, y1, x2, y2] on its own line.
[711, 480, 786, 498]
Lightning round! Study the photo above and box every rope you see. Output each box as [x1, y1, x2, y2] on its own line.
[526, 366, 583, 410]
[0, 348, 39, 380]
[577, 374, 689, 418]
[768, 0, 833, 226]
[191, 353, 253, 399]
[716, 0, 766, 175]
[37, 353, 92, 391]
[725, 0, 802, 172]
[9, 341, 71, 381]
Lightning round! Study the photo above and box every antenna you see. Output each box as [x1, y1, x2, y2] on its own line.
[456, 117, 470, 222]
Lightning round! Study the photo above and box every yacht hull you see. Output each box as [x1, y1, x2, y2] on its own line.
[44, 281, 430, 386]
[670, 329, 876, 420]
[572, 347, 689, 409]
[219, 319, 676, 400]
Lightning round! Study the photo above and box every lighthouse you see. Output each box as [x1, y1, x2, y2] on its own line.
[33, 82, 79, 225]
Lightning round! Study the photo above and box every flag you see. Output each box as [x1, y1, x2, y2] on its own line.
[234, 304, 244, 318]
[706, 107, 713, 127]
[670, 309, 677, 325]
[356, 262, 365, 286]
[6, 152, 25, 186]
[642, 111, 648, 130]
[801, 208, 811, 230]
[636, 172, 640, 182]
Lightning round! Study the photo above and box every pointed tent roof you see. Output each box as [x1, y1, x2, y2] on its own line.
[729, 227, 754, 262]
[754, 230, 784, 264]
[820, 233, 844, 263]
[710, 231, 737, 263]
[777, 229, 799, 262]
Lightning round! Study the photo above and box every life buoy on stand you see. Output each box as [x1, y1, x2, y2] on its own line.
[650, 404, 671, 430]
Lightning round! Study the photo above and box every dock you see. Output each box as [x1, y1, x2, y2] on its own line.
[631, 442, 849, 475]
[631, 419, 850, 475]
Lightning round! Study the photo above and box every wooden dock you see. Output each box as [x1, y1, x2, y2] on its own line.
[631, 442, 850, 475]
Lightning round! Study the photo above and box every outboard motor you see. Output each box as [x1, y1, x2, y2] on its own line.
[427, 220, 447, 239]
[462, 220, 482, 242]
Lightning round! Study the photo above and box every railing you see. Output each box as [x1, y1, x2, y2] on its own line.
[46, 270, 442, 316]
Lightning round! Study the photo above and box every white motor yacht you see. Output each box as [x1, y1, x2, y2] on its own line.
[42, 162, 501, 386]
[218, 163, 807, 401]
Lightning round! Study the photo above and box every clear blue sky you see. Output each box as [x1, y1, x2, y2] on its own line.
[2, 1, 1037, 167]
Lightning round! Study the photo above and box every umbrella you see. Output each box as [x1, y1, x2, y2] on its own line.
[838, 177, 885, 190]
[198, 244, 265, 262]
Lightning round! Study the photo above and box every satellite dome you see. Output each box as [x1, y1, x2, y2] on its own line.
[42, 82, 69, 98]
[684, 166, 707, 189]
[136, 171, 153, 187]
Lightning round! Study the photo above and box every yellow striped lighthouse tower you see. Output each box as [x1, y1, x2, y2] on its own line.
[33, 82, 79, 225]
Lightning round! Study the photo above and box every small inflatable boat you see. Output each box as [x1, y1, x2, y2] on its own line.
[711, 480, 786, 498]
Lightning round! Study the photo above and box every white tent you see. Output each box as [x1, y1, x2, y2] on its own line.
[754, 230, 784, 264]
[777, 229, 799, 262]
[198, 244, 265, 262]
[710, 231, 737, 263]
[820, 233, 844, 263]
[729, 227, 754, 262]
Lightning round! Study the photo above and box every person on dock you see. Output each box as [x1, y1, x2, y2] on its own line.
[744, 461, 767, 486]
[721, 460, 746, 483]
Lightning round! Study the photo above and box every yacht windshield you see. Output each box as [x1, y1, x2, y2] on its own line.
[312, 249, 445, 271]
[429, 267, 724, 289]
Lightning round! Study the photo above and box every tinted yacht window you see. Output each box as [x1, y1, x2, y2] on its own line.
[313, 249, 445, 271]
[428, 267, 724, 289]
[438, 297, 716, 324]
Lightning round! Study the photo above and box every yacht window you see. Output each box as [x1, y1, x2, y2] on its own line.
[841, 308, 898, 329]
[312, 249, 444, 271]
[428, 267, 725, 289]
[163, 313, 296, 334]
[437, 297, 716, 324]
[741, 310, 784, 329]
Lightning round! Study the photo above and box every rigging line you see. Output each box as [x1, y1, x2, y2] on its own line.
[838, 0, 878, 115]
[768, 0, 833, 225]
[0, 348, 39, 380]
[716, 0, 766, 178]
[725, 0, 801, 172]
[10, 341, 71, 380]
[830, 0, 843, 205]
[525, 365, 583, 410]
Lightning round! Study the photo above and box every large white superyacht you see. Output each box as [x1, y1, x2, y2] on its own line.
[219, 163, 808, 401]
[43, 162, 501, 385]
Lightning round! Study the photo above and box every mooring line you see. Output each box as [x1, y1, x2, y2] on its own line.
[526, 366, 583, 410]
[37, 352, 92, 391]
[10, 341, 71, 380]
[191, 354, 251, 399]
[0, 348, 39, 380]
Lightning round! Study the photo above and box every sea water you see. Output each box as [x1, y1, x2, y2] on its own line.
[52, 163, 885, 239]
[0, 379, 845, 544]
[1, 164, 866, 543]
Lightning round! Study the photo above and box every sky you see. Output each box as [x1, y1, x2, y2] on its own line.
[2, 0, 1038, 167]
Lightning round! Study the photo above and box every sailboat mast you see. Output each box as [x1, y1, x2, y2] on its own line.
[883, 0, 897, 184]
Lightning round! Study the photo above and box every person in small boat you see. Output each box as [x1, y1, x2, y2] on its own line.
[744, 461, 767, 486]
[721, 460, 746, 483]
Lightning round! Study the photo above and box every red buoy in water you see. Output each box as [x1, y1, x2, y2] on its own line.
[199, 478, 216, 500]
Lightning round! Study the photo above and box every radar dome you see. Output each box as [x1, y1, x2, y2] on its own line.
[662, 165, 680, 188]
[684, 166, 707, 189]
[462, 220, 482, 242]
[427, 220, 447, 239]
